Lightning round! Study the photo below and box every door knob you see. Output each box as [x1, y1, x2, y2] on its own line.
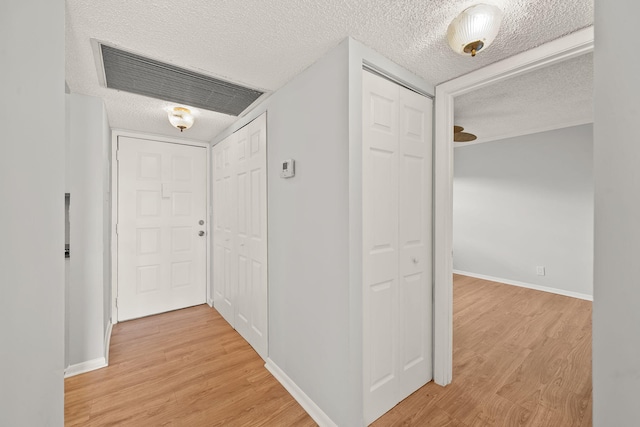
[412, 257, 419, 264]
[199, 230, 205, 236]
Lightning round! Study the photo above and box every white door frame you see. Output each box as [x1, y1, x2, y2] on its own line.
[432, 26, 594, 385]
[111, 130, 211, 324]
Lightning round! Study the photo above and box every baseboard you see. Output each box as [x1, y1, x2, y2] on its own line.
[64, 321, 112, 378]
[104, 320, 113, 365]
[65, 357, 107, 378]
[207, 298, 214, 307]
[453, 270, 593, 301]
[264, 359, 338, 427]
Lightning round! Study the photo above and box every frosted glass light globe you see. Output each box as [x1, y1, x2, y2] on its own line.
[447, 4, 503, 57]
[168, 107, 194, 132]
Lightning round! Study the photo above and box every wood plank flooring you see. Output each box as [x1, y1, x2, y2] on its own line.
[66, 274, 592, 426]
[65, 305, 315, 426]
[372, 274, 592, 426]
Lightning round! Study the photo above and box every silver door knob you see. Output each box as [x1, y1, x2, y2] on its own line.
[198, 230, 205, 236]
[412, 257, 419, 264]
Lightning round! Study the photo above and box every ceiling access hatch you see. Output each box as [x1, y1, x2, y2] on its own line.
[96, 42, 264, 116]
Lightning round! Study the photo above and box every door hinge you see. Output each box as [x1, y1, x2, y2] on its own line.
[115, 298, 118, 308]
[115, 223, 119, 235]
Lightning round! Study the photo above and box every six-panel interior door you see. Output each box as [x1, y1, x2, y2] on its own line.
[212, 113, 268, 360]
[362, 70, 433, 424]
[212, 133, 236, 326]
[117, 137, 207, 321]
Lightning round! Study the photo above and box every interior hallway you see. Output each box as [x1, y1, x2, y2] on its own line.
[66, 275, 591, 426]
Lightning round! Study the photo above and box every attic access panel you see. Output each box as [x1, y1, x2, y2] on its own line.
[100, 44, 264, 116]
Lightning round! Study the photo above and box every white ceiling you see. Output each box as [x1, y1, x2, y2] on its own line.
[65, 0, 594, 143]
[454, 52, 594, 145]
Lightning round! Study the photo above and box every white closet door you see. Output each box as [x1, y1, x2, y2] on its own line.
[362, 70, 432, 424]
[212, 113, 268, 359]
[398, 82, 433, 397]
[234, 114, 268, 359]
[363, 71, 401, 423]
[212, 133, 236, 326]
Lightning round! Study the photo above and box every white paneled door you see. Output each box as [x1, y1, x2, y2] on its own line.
[212, 113, 268, 360]
[117, 137, 207, 321]
[212, 132, 236, 326]
[362, 70, 433, 424]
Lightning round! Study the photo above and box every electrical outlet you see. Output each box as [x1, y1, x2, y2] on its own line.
[536, 266, 545, 276]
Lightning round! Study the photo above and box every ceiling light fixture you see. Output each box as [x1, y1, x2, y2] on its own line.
[168, 107, 194, 132]
[447, 4, 503, 57]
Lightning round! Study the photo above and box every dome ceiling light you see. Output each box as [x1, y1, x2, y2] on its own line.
[168, 107, 194, 132]
[447, 4, 504, 57]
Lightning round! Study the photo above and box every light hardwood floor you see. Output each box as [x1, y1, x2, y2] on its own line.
[373, 275, 592, 426]
[65, 305, 315, 426]
[66, 275, 592, 426]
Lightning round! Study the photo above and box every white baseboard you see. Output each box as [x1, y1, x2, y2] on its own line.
[65, 357, 107, 378]
[207, 298, 214, 307]
[104, 320, 113, 365]
[64, 321, 113, 379]
[453, 270, 593, 301]
[265, 359, 338, 427]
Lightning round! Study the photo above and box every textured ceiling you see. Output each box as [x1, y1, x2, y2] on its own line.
[455, 52, 593, 145]
[65, 0, 594, 142]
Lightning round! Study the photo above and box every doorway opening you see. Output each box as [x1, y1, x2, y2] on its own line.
[433, 28, 595, 425]
[432, 26, 594, 386]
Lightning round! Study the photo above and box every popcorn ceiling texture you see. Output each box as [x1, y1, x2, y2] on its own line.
[455, 53, 594, 145]
[65, 0, 594, 142]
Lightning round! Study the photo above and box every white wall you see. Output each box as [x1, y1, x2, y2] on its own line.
[265, 41, 353, 426]
[101, 103, 112, 340]
[0, 1, 65, 425]
[66, 93, 111, 370]
[452, 125, 593, 298]
[593, 1, 640, 424]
